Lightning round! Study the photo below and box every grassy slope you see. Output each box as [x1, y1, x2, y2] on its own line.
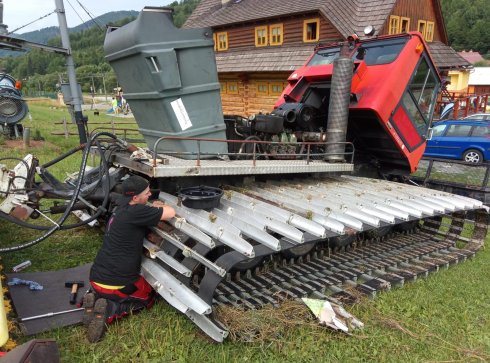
[1, 102, 489, 362]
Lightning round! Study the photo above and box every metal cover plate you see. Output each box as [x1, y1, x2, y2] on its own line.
[112, 153, 354, 177]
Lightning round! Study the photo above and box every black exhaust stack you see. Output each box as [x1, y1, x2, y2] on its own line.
[325, 43, 354, 162]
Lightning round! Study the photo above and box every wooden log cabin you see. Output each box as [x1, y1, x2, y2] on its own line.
[184, 0, 471, 117]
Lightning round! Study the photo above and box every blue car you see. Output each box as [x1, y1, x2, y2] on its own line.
[424, 120, 490, 163]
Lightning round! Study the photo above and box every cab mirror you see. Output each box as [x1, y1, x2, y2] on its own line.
[427, 127, 433, 140]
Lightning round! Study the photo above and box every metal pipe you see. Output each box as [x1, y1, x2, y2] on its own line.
[0, 0, 7, 35]
[55, 0, 87, 144]
[326, 43, 353, 162]
[150, 228, 226, 277]
[20, 307, 84, 322]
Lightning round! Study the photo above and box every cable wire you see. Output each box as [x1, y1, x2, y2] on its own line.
[76, 0, 104, 31]
[8, 11, 56, 35]
[65, 0, 86, 29]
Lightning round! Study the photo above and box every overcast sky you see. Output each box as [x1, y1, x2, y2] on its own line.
[3, 1, 174, 33]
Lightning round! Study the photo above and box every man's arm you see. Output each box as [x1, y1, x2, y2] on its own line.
[152, 200, 176, 220]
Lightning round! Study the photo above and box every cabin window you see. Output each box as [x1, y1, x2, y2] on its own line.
[417, 20, 426, 38]
[400, 17, 410, 33]
[403, 56, 439, 135]
[425, 21, 434, 42]
[255, 26, 268, 47]
[227, 81, 238, 95]
[303, 19, 320, 42]
[307, 47, 340, 66]
[216, 32, 228, 51]
[220, 83, 226, 93]
[256, 81, 268, 96]
[358, 38, 408, 65]
[270, 24, 283, 46]
[269, 82, 284, 96]
[389, 16, 400, 34]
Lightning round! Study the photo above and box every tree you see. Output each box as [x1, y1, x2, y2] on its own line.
[442, 0, 490, 54]
[169, 0, 201, 28]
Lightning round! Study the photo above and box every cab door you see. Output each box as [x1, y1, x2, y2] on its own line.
[390, 55, 440, 152]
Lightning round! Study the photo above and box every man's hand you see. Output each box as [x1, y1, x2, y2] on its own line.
[151, 200, 176, 220]
[151, 200, 166, 208]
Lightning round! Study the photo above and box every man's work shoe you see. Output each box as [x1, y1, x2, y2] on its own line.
[82, 292, 95, 328]
[87, 298, 108, 343]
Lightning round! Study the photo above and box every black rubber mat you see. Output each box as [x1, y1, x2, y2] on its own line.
[6, 263, 92, 335]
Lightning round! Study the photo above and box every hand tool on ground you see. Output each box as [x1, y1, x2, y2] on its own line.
[65, 281, 84, 305]
[19, 307, 84, 322]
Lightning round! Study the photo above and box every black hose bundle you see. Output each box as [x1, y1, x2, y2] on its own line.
[0, 132, 123, 252]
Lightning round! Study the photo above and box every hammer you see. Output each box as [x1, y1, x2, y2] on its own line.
[65, 281, 84, 305]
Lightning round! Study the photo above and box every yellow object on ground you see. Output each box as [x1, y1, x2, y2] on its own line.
[0, 277, 9, 346]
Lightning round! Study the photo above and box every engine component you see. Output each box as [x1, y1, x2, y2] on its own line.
[251, 114, 284, 134]
[295, 131, 327, 142]
[271, 102, 320, 130]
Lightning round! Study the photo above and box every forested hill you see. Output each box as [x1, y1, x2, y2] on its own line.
[11, 11, 138, 45]
[441, 0, 490, 55]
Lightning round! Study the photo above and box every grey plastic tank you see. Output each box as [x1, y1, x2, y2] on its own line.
[104, 7, 227, 157]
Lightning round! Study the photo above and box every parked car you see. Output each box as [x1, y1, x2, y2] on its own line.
[462, 113, 490, 121]
[424, 120, 490, 163]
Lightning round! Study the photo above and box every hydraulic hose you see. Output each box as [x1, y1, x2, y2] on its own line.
[0, 141, 120, 231]
[41, 144, 85, 168]
[0, 157, 30, 172]
[0, 132, 121, 252]
[238, 135, 265, 158]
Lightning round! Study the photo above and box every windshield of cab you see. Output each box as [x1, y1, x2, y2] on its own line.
[307, 36, 409, 67]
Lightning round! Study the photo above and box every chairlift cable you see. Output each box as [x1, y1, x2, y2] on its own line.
[76, 0, 104, 32]
[65, 0, 86, 29]
[7, 11, 56, 35]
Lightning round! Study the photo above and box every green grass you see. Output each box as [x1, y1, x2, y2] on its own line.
[1, 102, 490, 362]
[413, 160, 490, 187]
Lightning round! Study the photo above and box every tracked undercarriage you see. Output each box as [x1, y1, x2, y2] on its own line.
[138, 171, 488, 342]
[1, 6, 489, 344]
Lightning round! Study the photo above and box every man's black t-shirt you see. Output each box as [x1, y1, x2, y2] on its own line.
[90, 204, 162, 286]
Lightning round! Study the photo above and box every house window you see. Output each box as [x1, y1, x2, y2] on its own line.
[220, 83, 226, 93]
[426, 21, 434, 42]
[417, 20, 426, 38]
[269, 24, 283, 46]
[303, 19, 320, 42]
[213, 33, 217, 51]
[256, 81, 268, 96]
[216, 32, 228, 51]
[255, 26, 268, 47]
[227, 81, 238, 95]
[389, 16, 400, 35]
[269, 82, 284, 96]
[400, 17, 410, 33]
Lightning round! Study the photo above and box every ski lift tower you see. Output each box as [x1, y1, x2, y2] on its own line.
[0, 0, 88, 144]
